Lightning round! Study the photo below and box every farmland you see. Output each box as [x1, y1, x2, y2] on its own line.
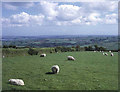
[2, 35, 118, 90]
[2, 51, 118, 90]
[2, 35, 119, 50]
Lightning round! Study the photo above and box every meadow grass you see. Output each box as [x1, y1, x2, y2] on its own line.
[2, 51, 118, 90]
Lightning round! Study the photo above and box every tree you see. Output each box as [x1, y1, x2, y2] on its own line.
[75, 45, 80, 51]
[84, 46, 93, 51]
[55, 46, 62, 52]
[28, 48, 38, 55]
[3, 45, 8, 48]
[99, 46, 106, 51]
[55, 48, 58, 53]
[84, 46, 89, 51]
[88, 46, 93, 51]
[72, 46, 75, 48]
[94, 45, 99, 51]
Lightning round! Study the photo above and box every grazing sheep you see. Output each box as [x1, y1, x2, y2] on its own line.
[9, 79, 24, 86]
[105, 53, 108, 56]
[111, 53, 114, 56]
[2, 55, 5, 58]
[67, 56, 75, 61]
[103, 53, 105, 55]
[94, 51, 96, 52]
[51, 65, 60, 74]
[109, 51, 111, 52]
[40, 53, 46, 57]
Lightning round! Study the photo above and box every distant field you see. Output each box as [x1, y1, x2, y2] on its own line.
[2, 51, 118, 90]
[2, 35, 118, 50]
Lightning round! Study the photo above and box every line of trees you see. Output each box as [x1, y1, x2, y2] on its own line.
[28, 45, 107, 55]
[3, 44, 107, 51]
[3, 45, 17, 48]
[54, 45, 106, 52]
[84, 45, 106, 51]
[2, 44, 110, 56]
[3, 45, 30, 49]
[54, 45, 85, 52]
[2, 45, 118, 57]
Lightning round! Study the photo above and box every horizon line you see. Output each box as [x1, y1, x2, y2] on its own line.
[2, 34, 118, 37]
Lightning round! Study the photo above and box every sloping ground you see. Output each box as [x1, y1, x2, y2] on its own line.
[2, 51, 118, 90]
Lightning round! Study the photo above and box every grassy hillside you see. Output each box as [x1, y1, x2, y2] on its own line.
[2, 48, 55, 57]
[2, 51, 118, 90]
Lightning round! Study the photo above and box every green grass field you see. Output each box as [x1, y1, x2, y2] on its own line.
[2, 51, 118, 90]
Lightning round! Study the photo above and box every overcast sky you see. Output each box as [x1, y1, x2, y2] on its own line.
[2, 1, 118, 36]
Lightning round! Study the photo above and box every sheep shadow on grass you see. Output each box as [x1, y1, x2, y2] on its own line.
[7, 82, 18, 86]
[45, 72, 54, 75]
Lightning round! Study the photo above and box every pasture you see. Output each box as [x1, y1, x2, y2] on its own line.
[2, 51, 118, 90]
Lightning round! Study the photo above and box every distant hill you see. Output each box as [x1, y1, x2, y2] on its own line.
[2, 35, 118, 50]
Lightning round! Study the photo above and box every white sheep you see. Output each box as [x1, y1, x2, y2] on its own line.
[40, 53, 46, 57]
[67, 56, 75, 61]
[109, 51, 111, 52]
[105, 53, 108, 56]
[103, 53, 105, 55]
[51, 65, 60, 74]
[2, 55, 5, 58]
[9, 79, 24, 86]
[111, 53, 114, 56]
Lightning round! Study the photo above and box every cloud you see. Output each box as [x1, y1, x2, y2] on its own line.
[2, 1, 118, 27]
[39, 1, 117, 24]
[2, 18, 10, 25]
[56, 5, 81, 21]
[40, 1, 58, 18]
[87, 13, 103, 25]
[2, 12, 45, 27]
[104, 13, 117, 24]
[11, 12, 30, 24]
[39, 2, 83, 21]
[3, 2, 34, 10]
[81, 1, 118, 13]
[55, 13, 103, 25]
